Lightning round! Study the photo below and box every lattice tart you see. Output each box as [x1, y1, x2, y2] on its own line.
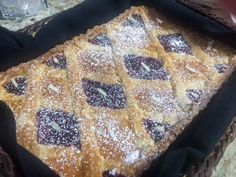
[0, 6, 236, 177]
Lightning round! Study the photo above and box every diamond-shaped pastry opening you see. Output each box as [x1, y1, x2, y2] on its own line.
[88, 33, 112, 47]
[3, 77, 28, 96]
[82, 78, 126, 109]
[214, 64, 229, 73]
[122, 14, 145, 28]
[186, 89, 203, 103]
[158, 33, 193, 55]
[124, 54, 169, 80]
[44, 54, 67, 70]
[143, 119, 171, 143]
[36, 108, 81, 149]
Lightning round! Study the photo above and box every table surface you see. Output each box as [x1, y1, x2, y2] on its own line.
[0, 0, 235, 176]
[212, 138, 236, 177]
[0, 0, 83, 31]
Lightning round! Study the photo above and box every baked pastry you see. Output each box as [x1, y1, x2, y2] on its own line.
[0, 6, 236, 177]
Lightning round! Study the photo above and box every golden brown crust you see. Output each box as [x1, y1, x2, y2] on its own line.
[0, 6, 236, 177]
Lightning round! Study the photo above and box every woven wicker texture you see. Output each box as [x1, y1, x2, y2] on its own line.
[186, 117, 236, 177]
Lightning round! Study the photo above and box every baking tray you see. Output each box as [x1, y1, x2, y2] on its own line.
[1, 0, 236, 177]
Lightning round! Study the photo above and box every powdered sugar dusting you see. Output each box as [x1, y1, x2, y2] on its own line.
[110, 168, 118, 175]
[124, 150, 143, 165]
[134, 88, 181, 114]
[124, 54, 169, 80]
[158, 33, 193, 55]
[78, 48, 115, 74]
[2, 6, 235, 177]
[43, 149, 81, 177]
[94, 113, 136, 160]
[82, 78, 126, 109]
[103, 170, 126, 177]
[109, 25, 151, 53]
[36, 108, 81, 149]
[144, 119, 171, 142]
[4, 77, 28, 96]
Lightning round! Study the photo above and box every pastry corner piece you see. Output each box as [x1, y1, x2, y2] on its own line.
[0, 6, 236, 177]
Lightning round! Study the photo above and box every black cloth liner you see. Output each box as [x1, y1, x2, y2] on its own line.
[0, 0, 236, 177]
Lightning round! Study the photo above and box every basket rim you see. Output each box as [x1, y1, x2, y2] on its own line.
[185, 117, 236, 177]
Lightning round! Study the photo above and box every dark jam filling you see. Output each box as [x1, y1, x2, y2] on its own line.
[124, 54, 169, 80]
[122, 14, 145, 28]
[144, 119, 171, 142]
[44, 55, 67, 70]
[88, 33, 112, 47]
[214, 64, 228, 73]
[4, 77, 28, 96]
[158, 33, 193, 55]
[82, 78, 126, 109]
[36, 108, 81, 149]
[186, 89, 203, 103]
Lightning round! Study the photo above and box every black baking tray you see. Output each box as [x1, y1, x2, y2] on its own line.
[1, 0, 236, 177]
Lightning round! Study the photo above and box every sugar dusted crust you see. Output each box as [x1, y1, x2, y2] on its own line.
[1, 6, 236, 177]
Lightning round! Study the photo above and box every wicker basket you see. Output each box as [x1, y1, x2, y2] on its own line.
[0, 13, 235, 177]
[186, 117, 236, 177]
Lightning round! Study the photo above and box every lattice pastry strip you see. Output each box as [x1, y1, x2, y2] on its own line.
[37, 46, 83, 177]
[65, 25, 156, 177]
[137, 7, 194, 113]
[146, 32, 209, 113]
[38, 46, 73, 110]
[12, 46, 83, 177]
[107, 49, 184, 153]
[140, 7, 236, 115]
[0, 60, 40, 157]
[66, 31, 124, 177]
[142, 6, 236, 85]
[14, 60, 45, 161]
[106, 10, 185, 160]
[106, 7, 158, 56]
[186, 32, 236, 87]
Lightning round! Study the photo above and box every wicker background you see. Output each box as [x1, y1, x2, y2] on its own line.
[186, 117, 236, 177]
